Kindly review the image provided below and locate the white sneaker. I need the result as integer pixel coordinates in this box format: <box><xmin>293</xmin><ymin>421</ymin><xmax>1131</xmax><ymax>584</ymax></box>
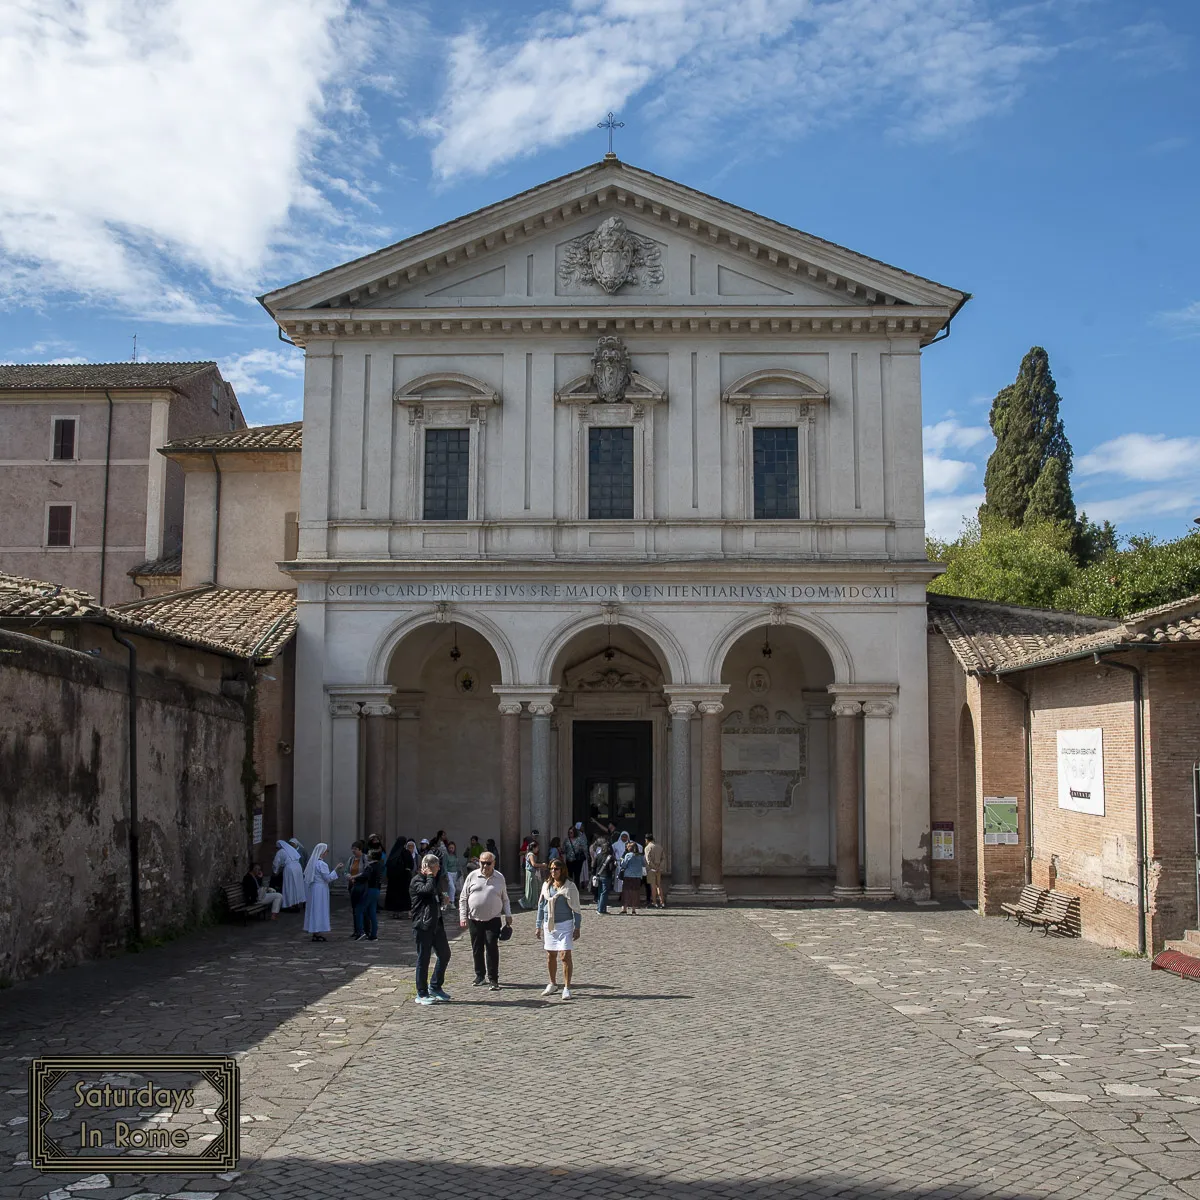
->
<box><xmin>561</xmin><ymin>986</ymin><xmax>572</xmax><ymax>1000</ymax></box>
<box><xmin>541</xmin><ymin>983</ymin><xmax>558</xmax><ymax>996</ymax></box>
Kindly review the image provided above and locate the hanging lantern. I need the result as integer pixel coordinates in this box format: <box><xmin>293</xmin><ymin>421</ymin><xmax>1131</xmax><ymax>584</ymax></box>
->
<box><xmin>761</xmin><ymin>628</ymin><xmax>773</xmax><ymax>659</ymax></box>
<box><xmin>450</xmin><ymin>624</ymin><xmax>462</xmax><ymax>663</ymax></box>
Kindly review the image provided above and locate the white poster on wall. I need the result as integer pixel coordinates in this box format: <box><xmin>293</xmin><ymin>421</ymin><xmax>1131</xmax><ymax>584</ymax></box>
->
<box><xmin>1057</xmin><ymin>728</ymin><xmax>1105</xmax><ymax>815</ymax></box>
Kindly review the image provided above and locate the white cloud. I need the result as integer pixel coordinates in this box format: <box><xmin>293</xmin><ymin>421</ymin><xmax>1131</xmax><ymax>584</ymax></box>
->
<box><xmin>1077</xmin><ymin>433</ymin><xmax>1200</xmax><ymax>482</ymax></box>
<box><xmin>924</xmin><ymin>454</ymin><xmax>976</xmax><ymax>495</ymax></box>
<box><xmin>925</xmin><ymin>493</ymin><xmax>984</xmax><ymax>542</ymax></box>
<box><xmin>923</xmin><ymin>418</ymin><xmax>990</xmax><ymax>455</ymax></box>
<box><xmin>425</xmin><ymin>0</ymin><xmax>1050</xmax><ymax>178</ymax></box>
<box><xmin>0</xmin><ymin>0</ymin><xmax>398</xmax><ymax>322</ymax></box>
<box><xmin>220</xmin><ymin>347</ymin><xmax>306</xmax><ymax>421</ymax></box>
<box><xmin>1159</xmin><ymin>300</ymin><xmax>1200</xmax><ymax>334</ymax></box>
<box><xmin>1078</xmin><ymin>487</ymin><xmax>1200</xmax><ymax>527</ymax></box>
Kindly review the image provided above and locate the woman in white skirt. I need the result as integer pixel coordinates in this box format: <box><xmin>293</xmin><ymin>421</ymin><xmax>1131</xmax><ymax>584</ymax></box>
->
<box><xmin>535</xmin><ymin>858</ymin><xmax>582</xmax><ymax>1000</ymax></box>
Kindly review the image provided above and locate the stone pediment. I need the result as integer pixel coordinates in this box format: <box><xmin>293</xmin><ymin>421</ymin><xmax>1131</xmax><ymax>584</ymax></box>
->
<box><xmin>260</xmin><ymin>159</ymin><xmax>967</xmax><ymax>346</ymax></box>
<box><xmin>562</xmin><ymin>648</ymin><xmax>664</xmax><ymax>692</ymax></box>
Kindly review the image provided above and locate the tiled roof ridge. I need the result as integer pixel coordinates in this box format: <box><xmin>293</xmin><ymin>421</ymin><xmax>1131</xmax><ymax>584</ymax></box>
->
<box><xmin>127</xmin><ymin>553</ymin><xmax>183</xmax><ymax>578</ymax></box>
<box><xmin>0</xmin><ymin>359</ymin><xmax>214</xmax><ymax>367</ymax></box>
<box><xmin>927</xmin><ymin>592</ymin><xmax>1116</xmax><ymax>629</ymax></box>
<box><xmin>163</xmin><ymin>421</ymin><xmax>302</xmax><ymax>452</ymax></box>
<box><xmin>1118</xmin><ymin>592</ymin><xmax>1200</xmax><ymax>628</ymax></box>
<box><xmin>0</xmin><ymin>361</ymin><xmax>219</xmax><ymax>390</ymax></box>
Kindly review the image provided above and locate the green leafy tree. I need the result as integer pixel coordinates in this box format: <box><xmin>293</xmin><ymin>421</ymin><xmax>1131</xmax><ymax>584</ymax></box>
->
<box><xmin>928</xmin><ymin>518</ymin><xmax>1079</xmax><ymax>609</ymax></box>
<box><xmin>1056</xmin><ymin>531</ymin><xmax>1200</xmax><ymax>618</ymax></box>
<box><xmin>980</xmin><ymin>347</ymin><xmax>1076</xmax><ymax>528</ymax></box>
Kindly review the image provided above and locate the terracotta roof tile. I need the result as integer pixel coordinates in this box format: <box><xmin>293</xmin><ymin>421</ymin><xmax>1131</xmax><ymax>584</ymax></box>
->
<box><xmin>0</xmin><ymin>574</ymin><xmax>103</xmax><ymax>619</ymax></box>
<box><xmin>163</xmin><ymin>421</ymin><xmax>302</xmax><ymax>452</ymax></box>
<box><xmin>128</xmin><ymin>554</ymin><xmax>183</xmax><ymax>578</ymax></box>
<box><xmin>0</xmin><ymin>362</ymin><xmax>215</xmax><ymax>390</ymax></box>
<box><xmin>0</xmin><ymin>572</ymin><xmax>294</xmax><ymax>661</ymax></box>
<box><xmin>114</xmin><ymin>588</ymin><xmax>296</xmax><ymax>659</ymax></box>
<box><xmin>927</xmin><ymin>594</ymin><xmax>1117</xmax><ymax>672</ymax></box>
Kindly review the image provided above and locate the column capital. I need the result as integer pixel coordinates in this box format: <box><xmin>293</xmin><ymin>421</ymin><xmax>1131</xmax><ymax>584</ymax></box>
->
<box><xmin>529</xmin><ymin>702</ymin><xmax>555</xmax><ymax>717</ymax></box>
<box><xmin>329</xmin><ymin>700</ymin><xmax>362</xmax><ymax>718</ymax></box>
<box><xmin>698</xmin><ymin>700</ymin><xmax>725</xmax><ymax>716</ymax></box>
<box><xmin>667</xmin><ymin>700</ymin><xmax>697</xmax><ymax>718</ymax></box>
<box><xmin>497</xmin><ymin>701</ymin><xmax>524</xmax><ymax>716</ymax></box>
<box><xmin>361</xmin><ymin>703</ymin><xmax>394</xmax><ymax>718</ymax></box>
<box><xmin>664</xmin><ymin>684</ymin><xmax>729</xmax><ymax>707</ymax></box>
<box><xmin>831</xmin><ymin>699</ymin><xmax>862</xmax><ymax>718</ymax></box>
<box><xmin>327</xmin><ymin>683</ymin><xmax>395</xmax><ymax>714</ymax></box>
<box><xmin>862</xmin><ymin>699</ymin><xmax>894</xmax><ymax>718</ymax></box>
<box><xmin>492</xmin><ymin>685</ymin><xmax>558</xmax><ymax>708</ymax></box>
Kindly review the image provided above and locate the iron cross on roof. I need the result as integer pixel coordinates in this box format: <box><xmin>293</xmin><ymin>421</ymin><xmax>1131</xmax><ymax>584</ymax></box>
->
<box><xmin>598</xmin><ymin>111</ymin><xmax>624</xmax><ymax>158</ymax></box>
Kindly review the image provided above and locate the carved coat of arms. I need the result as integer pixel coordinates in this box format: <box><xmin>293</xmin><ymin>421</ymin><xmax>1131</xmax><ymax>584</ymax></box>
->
<box><xmin>591</xmin><ymin>336</ymin><xmax>631</xmax><ymax>403</ymax></box>
<box><xmin>559</xmin><ymin>216</ymin><xmax>664</xmax><ymax>294</ymax></box>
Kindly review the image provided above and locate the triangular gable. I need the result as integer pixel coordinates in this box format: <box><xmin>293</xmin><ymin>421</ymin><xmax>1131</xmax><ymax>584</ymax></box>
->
<box><xmin>260</xmin><ymin>158</ymin><xmax>967</xmax><ymax>320</ymax></box>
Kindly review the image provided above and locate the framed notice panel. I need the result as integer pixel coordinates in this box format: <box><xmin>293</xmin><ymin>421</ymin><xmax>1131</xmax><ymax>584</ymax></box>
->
<box><xmin>1057</xmin><ymin>727</ymin><xmax>1105</xmax><ymax>815</ymax></box>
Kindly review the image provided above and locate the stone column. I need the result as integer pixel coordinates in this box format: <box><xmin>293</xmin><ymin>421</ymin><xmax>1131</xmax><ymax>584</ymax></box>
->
<box><xmin>805</xmin><ymin>703</ymin><xmax>832</xmax><ymax>868</ymax></box>
<box><xmin>530</xmin><ymin>701</ymin><xmax>554</xmax><ymax>845</ymax></box>
<box><xmin>668</xmin><ymin>700</ymin><xmax>696</xmax><ymax>895</ymax></box>
<box><xmin>697</xmin><ymin>700</ymin><xmax>726</xmax><ymax>901</ymax></box>
<box><xmin>862</xmin><ymin>699</ymin><xmax>894</xmax><ymax>899</ymax></box>
<box><xmin>832</xmin><ymin>699</ymin><xmax>863</xmax><ymax>897</ymax></box>
<box><xmin>499</xmin><ymin>702</ymin><xmax>523</xmax><ymax>878</ymax></box>
<box><xmin>328</xmin><ymin>700</ymin><xmax>362</xmax><ymax>858</ymax></box>
<box><xmin>362</xmin><ymin>703</ymin><xmax>393</xmax><ymax>841</ymax></box>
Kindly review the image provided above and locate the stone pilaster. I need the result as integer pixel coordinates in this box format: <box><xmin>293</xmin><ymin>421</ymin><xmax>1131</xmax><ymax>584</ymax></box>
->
<box><xmin>667</xmin><ymin>699</ymin><xmax>696</xmax><ymax>896</ymax></box>
<box><xmin>697</xmin><ymin>699</ymin><xmax>727</xmax><ymax>903</ymax></box>
<box><xmin>862</xmin><ymin>699</ymin><xmax>894</xmax><ymax>900</ymax></box>
<box><xmin>832</xmin><ymin>698</ymin><xmax>863</xmax><ymax>898</ymax></box>
<box><xmin>498</xmin><ymin>701</ymin><xmax>523</xmax><ymax>877</ymax></box>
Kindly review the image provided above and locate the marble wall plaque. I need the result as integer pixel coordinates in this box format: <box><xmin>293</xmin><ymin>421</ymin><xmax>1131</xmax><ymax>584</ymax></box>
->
<box><xmin>722</xmin><ymin>711</ymin><xmax>807</xmax><ymax>808</ymax></box>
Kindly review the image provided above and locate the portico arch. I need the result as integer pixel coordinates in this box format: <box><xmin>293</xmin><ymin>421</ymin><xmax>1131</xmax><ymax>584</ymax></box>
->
<box><xmin>705</xmin><ymin>609</ymin><xmax>853</xmax><ymax>685</ymax></box>
<box><xmin>367</xmin><ymin>608</ymin><xmax>517</xmax><ymax>687</ymax></box>
<box><xmin>534</xmin><ymin>609</ymin><xmax>686</xmax><ymax>685</ymax></box>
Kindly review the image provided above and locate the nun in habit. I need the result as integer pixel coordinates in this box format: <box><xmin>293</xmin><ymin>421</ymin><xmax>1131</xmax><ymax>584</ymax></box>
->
<box><xmin>273</xmin><ymin>840</ymin><xmax>306</xmax><ymax>909</ymax></box>
<box><xmin>303</xmin><ymin>843</ymin><xmax>342</xmax><ymax>941</ymax></box>
<box><xmin>384</xmin><ymin>837</ymin><xmax>415</xmax><ymax>918</ymax></box>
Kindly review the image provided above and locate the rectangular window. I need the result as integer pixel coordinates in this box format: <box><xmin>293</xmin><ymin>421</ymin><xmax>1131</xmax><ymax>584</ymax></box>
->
<box><xmin>588</xmin><ymin>426</ymin><xmax>635</xmax><ymax>519</ymax></box>
<box><xmin>46</xmin><ymin>504</ymin><xmax>73</xmax><ymax>547</ymax></box>
<box><xmin>423</xmin><ymin>428</ymin><xmax>470</xmax><ymax>520</ymax></box>
<box><xmin>753</xmin><ymin>426</ymin><xmax>800</xmax><ymax>519</ymax></box>
<box><xmin>211</xmin><ymin>380</ymin><xmax>220</xmax><ymax>412</ymax></box>
<box><xmin>52</xmin><ymin>417</ymin><xmax>76</xmax><ymax>460</ymax></box>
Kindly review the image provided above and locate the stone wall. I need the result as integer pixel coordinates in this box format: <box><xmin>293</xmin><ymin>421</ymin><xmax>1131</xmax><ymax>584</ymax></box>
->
<box><xmin>0</xmin><ymin>627</ymin><xmax>248</xmax><ymax>982</ymax></box>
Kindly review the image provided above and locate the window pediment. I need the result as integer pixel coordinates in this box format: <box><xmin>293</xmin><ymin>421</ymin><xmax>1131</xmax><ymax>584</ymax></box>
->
<box><xmin>555</xmin><ymin>372</ymin><xmax>666</xmax><ymax>406</ymax></box>
<box><xmin>721</xmin><ymin>368</ymin><xmax>828</xmax><ymax>406</ymax></box>
<box><xmin>393</xmin><ymin>372</ymin><xmax>500</xmax><ymax>407</ymax></box>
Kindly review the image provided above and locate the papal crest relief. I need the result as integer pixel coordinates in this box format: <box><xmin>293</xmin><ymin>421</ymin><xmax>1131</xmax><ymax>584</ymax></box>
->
<box><xmin>591</xmin><ymin>336</ymin><xmax>631</xmax><ymax>403</ymax></box>
<box><xmin>559</xmin><ymin>216</ymin><xmax>664</xmax><ymax>294</ymax></box>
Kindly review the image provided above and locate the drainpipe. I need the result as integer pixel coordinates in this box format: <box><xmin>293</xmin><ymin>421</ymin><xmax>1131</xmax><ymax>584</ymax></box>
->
<box><xmin>993</xmin><ymin>673</ymin><xmax>1034</xmax><ymax>885</ymax></box>
<box><xmin>208</xmin><ymin>450</ymin><xmax>222</xmax><ymax>586</ymax></box>
<box><xmin>1104</xmin><ymin>655</ymin><xmax>1147</xmax><ymax>956</ymax></box>
<box><xmin>110</xmin><ymin>626</ymin><xmax>141</xmax><ymax>944</ymax></box>
<box><xmin>99</xmin><ymin>391</ymin><xmax>114</xmax><ymax>604</ymax></box>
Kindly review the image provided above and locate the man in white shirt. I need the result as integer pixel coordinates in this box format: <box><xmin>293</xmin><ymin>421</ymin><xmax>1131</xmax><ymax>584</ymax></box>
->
<box><xmin>458</xmin><ymin>851</ymin><xmax>512</xmax><ymax>991</ymax></box>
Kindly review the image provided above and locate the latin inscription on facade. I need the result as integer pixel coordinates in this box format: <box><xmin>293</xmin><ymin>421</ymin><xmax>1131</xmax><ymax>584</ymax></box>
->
<box><xmin>324</xmin><ymin>581</ymin><xmax>898</xmax><ymax>602</ymax></box>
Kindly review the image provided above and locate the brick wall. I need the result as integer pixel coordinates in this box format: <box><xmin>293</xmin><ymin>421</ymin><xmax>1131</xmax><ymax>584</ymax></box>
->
<box><xmin>969</xmin><ymin>676</ymin><xmax>1029</xmax><ymax>915</ymax></box>
<box><xmin>1144</xmin><ymin>651</ymin><xmax>1200</xmax><ymax>948</ymax></box>
<box><xmin>1027</xmin><ymin>657</ymin><xmax>1142</xmax><ymax>950</ymax></box>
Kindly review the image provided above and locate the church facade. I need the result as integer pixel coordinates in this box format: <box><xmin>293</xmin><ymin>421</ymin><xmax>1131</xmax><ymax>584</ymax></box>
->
<box><xmin>261</xmin><ymin>158</ymin><xmax>967</xmax><ymax>901</ymax></box>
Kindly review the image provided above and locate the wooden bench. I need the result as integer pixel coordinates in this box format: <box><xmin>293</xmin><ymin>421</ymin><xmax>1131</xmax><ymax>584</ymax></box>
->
<box><xmin>1001</xmin><ymin>885</ymin><xmax>1048</xmax><ymax>923</ymax></box>
<box><xmin>1019</xmin><ymin>889</ymin><xmax>1080</xmax><ymax>937</ymax></box>
<box><xmin>222</xmin><ymin>882</ymin><xmax>270</xmax><ymax>924</ymax></box>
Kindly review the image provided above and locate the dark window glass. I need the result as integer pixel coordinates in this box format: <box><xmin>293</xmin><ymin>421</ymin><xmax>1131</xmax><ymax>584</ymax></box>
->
<box><xmin>52</xmin><ymin>418</ymin><xmax>76</xmax><ymax>460</ymax></box>
<box><xmin>588</xmin><ymin>426</ymin><xmax>634</xmax><ymax>519</ymax></box>
<box><xmin>423</xmin><ymin>428</ymin><xmax>470</xmax><ymax>520</ymax></box>
<box><xmin>47</xmin><ymin>505</ymin><xmax>73</xmax><ymax>547</ymax></box>
<box><xmin>753</xmin><ymin>426</ymin><xmax>800</xmax><ymax>519</ymax></box>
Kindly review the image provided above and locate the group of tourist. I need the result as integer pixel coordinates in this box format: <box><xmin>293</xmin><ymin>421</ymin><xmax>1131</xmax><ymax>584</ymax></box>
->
<box><xmin>242</xmin><ymin>821</ymin><xmax>668</xmax><ymax>1006</ymax></box>
<box><xmin>519</xmin><ymin>825</ymin><xmax>666</xmax><ymax>915</ymax></box>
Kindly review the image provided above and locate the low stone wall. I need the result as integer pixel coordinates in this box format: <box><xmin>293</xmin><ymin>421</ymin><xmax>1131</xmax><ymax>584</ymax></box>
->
<box><xmin>0</xmin><ymin>627</ymin><xmax>247</xmax><ymax>982</ymax></box>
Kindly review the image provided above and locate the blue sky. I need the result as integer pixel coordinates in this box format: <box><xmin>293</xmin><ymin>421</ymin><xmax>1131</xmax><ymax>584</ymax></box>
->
<box><xmin>2</xmin><ymin>0</ymin><xmax>1196</xmax><ymax>540</ymax></box>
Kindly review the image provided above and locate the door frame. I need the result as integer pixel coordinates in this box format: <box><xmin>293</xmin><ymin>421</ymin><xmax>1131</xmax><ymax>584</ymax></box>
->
<box><xmin>571</xmin><ymin>719</ymin><xmax>655</xmax><ymax>837</ymax></box>
<box><xmin>552</xmin><ymin>694</ymin><xmax>668</xmax><ymax>850</ymax></box>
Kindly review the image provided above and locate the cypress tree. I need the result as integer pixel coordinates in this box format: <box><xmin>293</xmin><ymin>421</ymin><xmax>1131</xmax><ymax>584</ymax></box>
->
<box><xmin>980</xmin><ymin>346</ymin><xmax>1075</xmax><ymax>528</ymax></box>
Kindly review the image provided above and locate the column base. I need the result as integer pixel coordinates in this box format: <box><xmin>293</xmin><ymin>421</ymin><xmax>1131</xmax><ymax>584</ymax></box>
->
<box><xmin>668</xmin><ymin>883</ymin><xmax>697</xmax><ymax>902</ymax></box>
<box><xmin>832</xmin><ymin>885</ymin><xmax>864</xmax><ymax>901</ymax></box>
<box><xmin>692</xmin><ymin>883</ymin><xmax>728</xmax><ymax>905</ymax></box>
<box><xmin>862</xmin><ymin>886</ymin><xmax>894</xmax><ymax>902</ymax></box>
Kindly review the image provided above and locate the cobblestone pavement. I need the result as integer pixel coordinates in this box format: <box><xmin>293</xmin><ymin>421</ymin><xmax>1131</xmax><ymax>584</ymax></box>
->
<box><xmin>3</xmin><ymin>900</ymin><xmax>1200</xmax><ymax>1199</ymax></box>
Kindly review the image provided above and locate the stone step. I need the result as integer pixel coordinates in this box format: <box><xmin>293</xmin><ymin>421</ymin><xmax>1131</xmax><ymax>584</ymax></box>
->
<box><xmin>1185</xmin><ymin>928</ymin><xmax>1200</xmax><ymax>945</ymax></box>
<box><xmin>1164</xmin><ymin>939</ymin><xmax>1200</xmax><ymax>959</ymax></box>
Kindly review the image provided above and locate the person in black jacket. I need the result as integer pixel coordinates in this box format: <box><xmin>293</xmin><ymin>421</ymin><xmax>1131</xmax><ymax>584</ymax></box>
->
<box><xmin>242</xmin><ymin>863</ymin><xmax>283</xmax><ymax>918</ymax></box>
<box><xmin>410</xmin><ymin>853</ymin><xmax>452</xmax><ymax>1005</ymax></box>
<box><xmin>355</xmin><ymin>849</ymin><xmax>385</xmax><ymax>941</ymax></box>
